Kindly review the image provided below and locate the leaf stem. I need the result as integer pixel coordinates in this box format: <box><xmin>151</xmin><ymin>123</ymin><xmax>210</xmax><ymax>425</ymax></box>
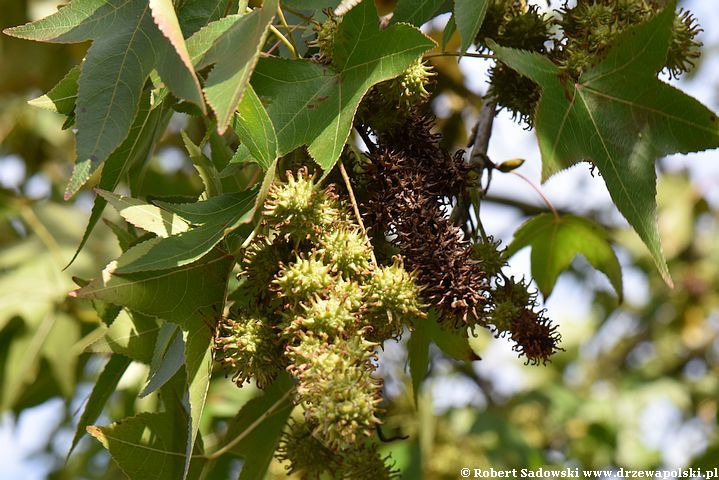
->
<box><xmin>205</xmin><ymin>388</ymin><xmax>293</xmax><ymax>461</ymax></box>
<box><xmin>276</xmin><ymin>6</ymin><xmax>300</xmax><ymax>58</ymax></box>
<box><xmin>339</xmin><ymin>161</ymin><xmax>377</xmax><ymax>266</ymax></box>
<box><xmin>424</xmin><ymin>52</ymin><xmax>496</xmax><ymax>60</ymax></box>
<box><xmin>510</xmin><ymin>171</ymin><xmax>560</xmax><ymax>220</ymax></box>
<box><xmin>269</xmin><ymin>25</ymin><xmax>298</xmax><ymax>58</ymax></box>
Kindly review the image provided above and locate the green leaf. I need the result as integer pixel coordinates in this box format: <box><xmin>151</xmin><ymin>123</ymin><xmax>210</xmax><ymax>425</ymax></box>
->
<box><xmin>231</xmin><ymin>84</ymin><xmax>278</xmax><ymax>170</ymax></box>
<box><xmin>69</xmin><ymin>354</ymin><xmax>131</xmax><ymax>457</ymax></box>
<box><xmin>253</xmin><ymin>0</ymin><xmax>435</xmax><ymax>172</ymax></box>
<box><xmin>506</xmin><ymin>213</ymin><xmax>623</xmax><ymax>300</ymax></box>
<box><xmin>177</xmin><ymin>0</ymin><xmax>232</xmax><ymax>37</ymax></box>
<box><xmin>392</xmin><ymin>0</ymin><xmax>446</xmax><ymax>26</ymax></box>
<box><xmin>88</xmin><ymin>411</ymin><xmax>203</xmax><ymax>480</ymax></box>
<box><xmin>182</xmin><ymin>314</ymin><xmax>215</xmax><ymax>478</ymax></box>
<box><xmin>407</xmin><ymin>322</ymin><xmax>430</xmax><ymax>406</ymax></box>
<box><xmin>426</xmin><ymin>312</ymin><xmax>478</xmax><ymax>362</ymax></box>
<box><xmin>88</xmin><ymin>311</ymin><xmax>161</xmax><ymax>364</ymax></box>
<box><xmin>4</xmin><ymin>0</ymin><xmax>205</xmax><ymax>198</ymax></box>
<box><xmin>28</xmin><ymin>65</ymin><xmax>80</xmax><ymax>114</ymax></box>
<box><xmin>96</xmin><ymin>190</ymin><xmax>192</xmax><ymax>238</ymax></box>
<box><xmin>140</xmin><ymin>323</ymin><xmax>184</xmax><ymax>398</ymax></box>
<box><xmin>489</xmin><ymin>4</ymin><xmax>719</xmax><ymax>286</ymax></box>
<box><xmin>73</xmin><ymin>246</ymin><xmax>232</xmax><ymax>329</ymax></box>
<box><xmin>441</xmin><ymin>15</ymin><xmax>457</xmax><ymax>52</ymax></box>
<box><xmin>149</xmin><ymin>0</ymin><xmax>205</xmax><ymax>112</ymax></box>
<box><xmin>67</xmin><ymin>95</ymin><xmax>172</xmax><ymax>268</ymax></box>
<box><xmin>222</xmin><ymin>373</ymin><xmax>294</xmax><ymax>479</ymax></box>
<box><xmin>113</xmin><ymin>191</ymin><xmax>257</xmax><ymax>273</ymax></box>
<box><xmin>454</xmin><ymin>0</ymin><xmax>487</xmax><ymax>53</ymax></box>
<box><xmin>202</xmin><ymin>0</ymin><xmax>278</xmax><ymax>133</ymax></box>
<box><xmin>181</xmin><ymin>131</ymin><xmax>222</xmax><ymax>198</ymax></box>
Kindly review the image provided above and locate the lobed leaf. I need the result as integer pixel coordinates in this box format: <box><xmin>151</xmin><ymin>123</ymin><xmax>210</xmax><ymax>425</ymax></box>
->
<box><xmin>252</xmin><ymin>0</ymin><xmax>435</xmax><ymax>172</ymax></box>
<box><xmin>507</xmin><ymin>213</ymin><xmax>623</xmax><ymax>300</ymax></box>
<box><xmin>490</xmin><ymin>3</ymin><xmax>719</xmax><ymax>285</ymax></box>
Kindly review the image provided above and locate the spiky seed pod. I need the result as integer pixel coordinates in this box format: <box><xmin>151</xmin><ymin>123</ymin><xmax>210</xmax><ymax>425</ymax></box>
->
<box><xmin>342</xmin><ymin>443</ymin><xmax>401</xmax><ymax>480</ymax></box>
<box><xmin>487</xmin><ymin>64</ymin><xmax>542</xmax><ymax>124</ymax></box>
<box><xmin>288</xmin><ymin>332</ymin><xmax>382</xmax><ymax>450</ymax></box>
<box><xmin>237</xmin><ymin>236</ymin><xmax>292</xmax><ymax>307</ymax></box>
<box><xmin>359</xmin><ymin>135</ymin><xmax>488</xmax><ymax>326</ymax></box>
<box><xmin>357</xmin><ymin>58</ymin><xmax>435</xmax><ymax>133</ymax></box>
<box><xmin>263</xmin><ymin>168</ymin><xmax>341</xmax><ymax>240</ymax></box>
<box><xmin>364</xmin><ymin>257</ymin><xmax>425</xmax><ymax>339</ymax></box>
<box><xmin>381</xmin><ymin>58</ymin><xmax>435</xmax><ymax>111</ymax></box>
<box><xmin>290</xmin><ymin>294</ymin><xmax>359</xmax><ymax>338</ymax></box>
<box><xmin>509</xmin><ymin>307</ymin><xmax>562</xmax><ymax>365</ymax></box>
<box><xmin>276</xmin><ymin>419</ymin><xmax>342</xmax><ymax>479</ymax></box>
<box><xmin>273</xmin><ymin>255</ymin><xmax>334</xmax><ymax>303</ymax></box>
<box><xmin>666</xmin><ymin>9</ymin><xmax>702</xmax><ymax>79</ymax></box>
<box><xmin>312</xmin><ymin>13</ymin><xmax>342</xmax><ymax>65</ymax></box>
<box><xmin>489</xmin><ymin>276</ymin><xmax>562</xmax><ymax>365</ymax></box>
<box><xmin>317</xmin><ymin>227</ymin><xmax>372</xmax><ymax>276</ymax></box>
<box><xmin>215</xmin><ymin>314</ymin><xmax>284</xmax><ymax>389</ymax></box>
<box><xmin>478</xmin><ymin>2</ymin><xmax>550</xmax><ymax>124</ymax></box>
<box><xmin>470</xmin><ymin>237</ymin><xmax>506</xmax><ymax>279</ymax></box>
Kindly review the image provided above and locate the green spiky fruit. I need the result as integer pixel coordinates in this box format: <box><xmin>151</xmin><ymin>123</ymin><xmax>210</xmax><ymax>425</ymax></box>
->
<box><xmin>666</xmin><ymin>9</ymin><xmax>702</xmax><ymax>78</ymax></box>
<box><xmin>288</xmin><ymin>294</ymin><xmax>359</xmax><ymax>338</ymax></box>
<box><xmin>276</xmin><ymin>419</ymin><xmax>341</xmax><ymax>478</ymax></box>
<box><xmin>364</xmin><ymin>258</ymin><xmax>425</xmax><ymax>339</ymax></box>
<box><xmin>317</xmin><ymin>227</ymin><xmax>372</xmax><ymax>276</ymax></box>
<box><xmin>215</xmin><ymin>313</ymin><xmax>283</xmax><ymax>389</ymax></box>
<box><xmin>263</xmin><ymin>168</ymin><xmax>341</xmax><ymax>239</ymax></box>
<box><xmin>273</xmin><ymin>255</ymin><xmax>334</xmax><ymax>302</ymax></box>
<box><xmin>313</xmin><ymin>14</ymin><xmax>342</xmax><ymax>65</ymax></box>
<box><xmin>288</xmin><ymin>332</ymin><xmax>382</xmax><ymax>450</ymax></box>
<box><xmin>471</xmin><ymin>237</ymin><xmax>506</xmax><ymax>279</ymax></box>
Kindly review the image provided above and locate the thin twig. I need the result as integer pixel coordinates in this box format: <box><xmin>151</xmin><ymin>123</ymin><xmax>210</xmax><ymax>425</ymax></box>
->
<box><xmin>205</xmin><ymin>389</ymin><xmax>293</xmax><ymax>460</ymax></box>
<box><xmin>510</xmin><ymin>171</ymin><xmax>560</xmax><ymax>220</ymax></box>
<box><xmin>339</xmin><ymin>161</ymin><xmax>377</xmax><ymax>266</ymax></box>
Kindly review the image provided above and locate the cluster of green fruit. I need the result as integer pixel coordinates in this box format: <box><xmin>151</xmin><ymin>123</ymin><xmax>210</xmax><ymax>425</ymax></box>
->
<box><xmin>215</xmin><ymin>169</ymin><xmax>424</xmax><ymax>477</ymax></box>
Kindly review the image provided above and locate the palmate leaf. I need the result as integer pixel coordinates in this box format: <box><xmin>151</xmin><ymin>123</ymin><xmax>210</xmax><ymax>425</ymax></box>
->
<box><xmin>506</xmin><ymin>213</ymin><xmax>623</xmax><ymax>300</ymax></box>
<box><xmin>490</xmin><ymin>3</ymin><xmax>719</xmax><ymax>286</ymax></box>
<box><xmin>251</xmin><ymin>0</ymin><xmax>435</xmax><ymax>172</ymax></box>
<box><xmin>4</xmin><ymin>0</ymin><xmax>204</xmax><ymax>199</ymax></box>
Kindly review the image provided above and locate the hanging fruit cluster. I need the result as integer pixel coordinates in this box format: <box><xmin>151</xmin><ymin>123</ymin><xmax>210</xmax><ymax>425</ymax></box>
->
<box><xmin>216</xmin><ymin>168</ymin><xmax>424</xmax><ymax>477</ymax></box>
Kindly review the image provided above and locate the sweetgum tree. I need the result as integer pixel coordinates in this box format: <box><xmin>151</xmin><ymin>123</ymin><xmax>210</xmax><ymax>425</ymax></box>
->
<box><xmin>1</xmin><ymin>0</ymin><xmax>718</xmax><ymax>477</ymax></box>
